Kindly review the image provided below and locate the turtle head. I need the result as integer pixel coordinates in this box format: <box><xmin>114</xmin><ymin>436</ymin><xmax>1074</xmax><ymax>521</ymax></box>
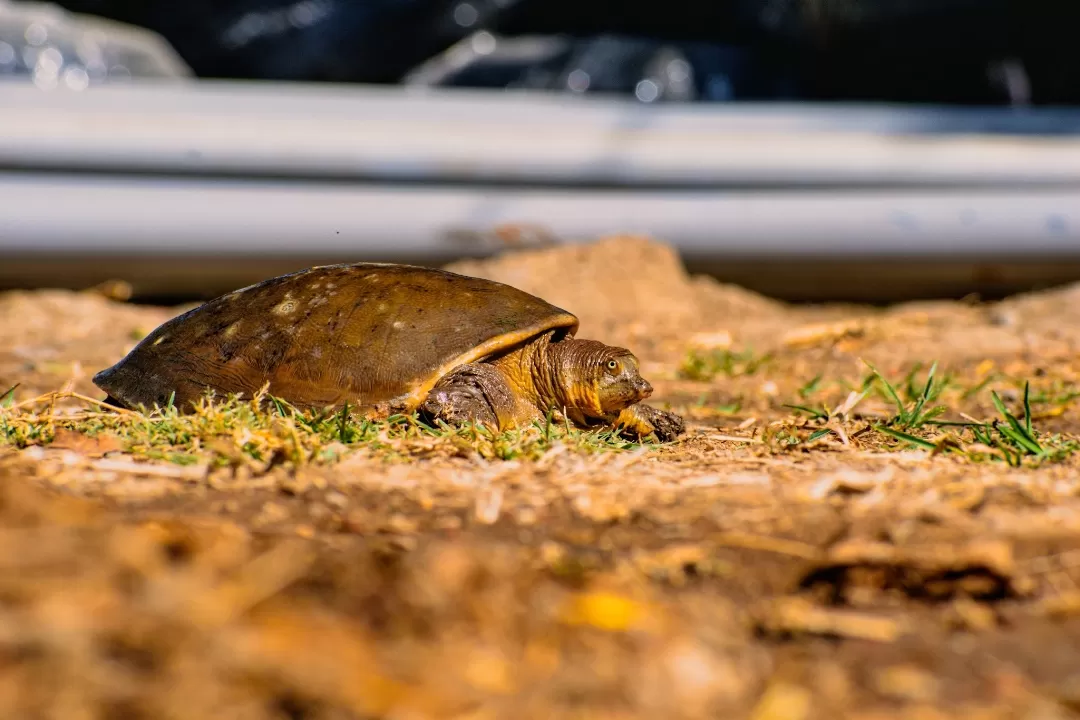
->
<box><xmin>546</xmin><ymin>339</ymin><xmax>653</xmax><ymax>418</ymax></box>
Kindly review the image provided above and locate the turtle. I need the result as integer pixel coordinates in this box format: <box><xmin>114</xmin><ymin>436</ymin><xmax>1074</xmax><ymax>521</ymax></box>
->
<box><xmin>93</xmin><ymin>263</ymin><xmax>685</xmax><ymax>441</ymax></box>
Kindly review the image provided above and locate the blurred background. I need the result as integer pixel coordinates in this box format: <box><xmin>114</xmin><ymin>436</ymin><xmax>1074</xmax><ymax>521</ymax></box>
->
<box><xmin>3</xmin><ymin>0</ymin><xmax>1080</xmax><ymax>303</ymax></box>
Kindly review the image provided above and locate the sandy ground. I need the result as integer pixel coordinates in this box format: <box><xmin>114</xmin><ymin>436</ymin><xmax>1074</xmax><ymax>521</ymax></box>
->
<box><xmin>5</xmin><ymin>236</ymin><xmax>1080</xmax><ymax>719</ymax></box>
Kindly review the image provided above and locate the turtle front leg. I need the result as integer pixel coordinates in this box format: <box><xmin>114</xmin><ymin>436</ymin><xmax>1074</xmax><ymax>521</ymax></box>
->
<box><xmin>613</xmin><ymin>403</ymin><xmax>685</xmax><ymax>442</ymax></box>
<box><xmin>419</xmin><ymin>363</ymin><xmax>520</xmax><ymax>431</ymax></box>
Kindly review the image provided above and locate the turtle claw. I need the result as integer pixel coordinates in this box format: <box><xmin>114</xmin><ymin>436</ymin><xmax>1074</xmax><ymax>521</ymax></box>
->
<box><xmin>420</xmin><ymin>387</ymin><xmax>498</xmax><ymax>429</ymax></box>
<box><xmin>615</xmin><ymin>403</ymin><xmax>685</xmax><ymax>442</ymax></box>
<box><xmin>644</xmin><ymin>407</ymin><xmax>686</xmax><ymax>442</ymax></box>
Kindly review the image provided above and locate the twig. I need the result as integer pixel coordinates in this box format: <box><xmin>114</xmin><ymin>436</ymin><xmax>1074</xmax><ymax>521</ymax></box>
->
<box><xmin>712</xmin><ymin>531</ymin><xmax>822</xmax><ymax>560</ymax></box>
<box><xmin>758</xmin><ymin>597</ymin><xmax>904</xmax><ymax>642</ymax></box>
<box><xmin>709</xmin><ymin>433</ymin><xmax>764</xmax><ymax>444</ymax></box>
<box><xmin>3</xmin><ymin>391</ymin><xmax>141</xmax><ymax>415</ymax></box>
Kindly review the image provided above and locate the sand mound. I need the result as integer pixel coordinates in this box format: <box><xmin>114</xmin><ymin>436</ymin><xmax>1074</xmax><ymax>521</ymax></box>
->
<box><xmin>446</xmin><ymin>235</ymin><xmax>786</xmax><ymax>354</ymax></box>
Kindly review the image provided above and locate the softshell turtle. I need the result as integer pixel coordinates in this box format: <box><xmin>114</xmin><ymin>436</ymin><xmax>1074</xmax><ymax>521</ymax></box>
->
<box><xmin>93</xmin><ymin>263</ymin><xmax>685</xmax><ymax>441</ymax></box>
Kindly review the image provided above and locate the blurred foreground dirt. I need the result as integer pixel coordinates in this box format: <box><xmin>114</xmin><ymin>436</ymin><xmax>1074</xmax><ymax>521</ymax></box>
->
<box><xmin>6</xmin><ymin>236</ymin><xmax>1080</xmax><ymax>719</ymax></box>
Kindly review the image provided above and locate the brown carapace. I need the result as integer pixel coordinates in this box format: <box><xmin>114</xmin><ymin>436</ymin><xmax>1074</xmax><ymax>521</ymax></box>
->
<box><xmin>94</xmin><ymin>263</ymin><xmax>685</xmax><ymax>441</ymax></box>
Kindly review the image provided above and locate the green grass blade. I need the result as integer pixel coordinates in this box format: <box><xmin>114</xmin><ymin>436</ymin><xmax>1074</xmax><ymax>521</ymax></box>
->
<box><xmin>991</xmin><ymin>391</ymin><xmax>1042</xmax><ymax>453</ymax></box>
<box><xmin>865</xmin><ymin>361</ymin><xmax>907</xmax><ymax>422</ymax></box>
<box><xmin>0</xmin><ymin>383</ymin><xmax>18</xmax><ymax>408</ymax></box>
<box><xmin>783</xmin><ymin>404</ymin><xmax>829</xmax><ymax>420</ymax></box>
<box><xmin>907</xmin><ymin>361</ymin><xmax>936</xmax><ymax>418</ymax></box>
<box><xmin>962</xmin><ymin>374</ymin><xmax>997</xmax><ymax>399</ymax></box>
<box><xmin>970</xmin><ymin>424</ymin><xmax>992</xmax><ymax>445</ymax></box>
<box><xmin>924</xmin><ymin>419</ymin><xmax>981</xmax><ymax>428</ymax></box>
<box><xmin>875</xmin><ymin>425</ymin><xmax>937</xmax><ymax>450</ymax></box>
<box><xmin>991</xmin><ymin>435</ymin><xmax>1022</xmax><ymax>467</ymax></box>
<box><xmin>917</xmin><ymin>405</ymin><xmax>949</xmax><ymax>425</ymax></box>
<box><xmin>337</xmin><ymin>402</ymin><xmax>350</xmax><ymax>443</ymax></box>
<box><xmin>798</xmin><ymin>374</ymin><xmax>823</xmax><ymax>399</ymax></box>
<box><xmin>996</xmin><ymin>422</ymin><xmax>1043</xmax><ymax>455</ymax></box>
<box><xmin>1023</xmin><ymin>381</ymin><xmax>1033</xmax><ymax>437</ymax></box>
<box><xmin>989</xmin><ymin>390</ymin><xmax>1010</xmax><ymax>422</ymax></box>
<box><xmin>922</xmin><ymin>362</ymin><xmax>939</xmax><ymax>400</ymax></box>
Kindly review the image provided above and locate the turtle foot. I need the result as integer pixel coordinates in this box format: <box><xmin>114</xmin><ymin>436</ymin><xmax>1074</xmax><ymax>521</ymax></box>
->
<box><xmin>419</xmin><ymin>363</ymin><xmax>509</xmax><ymax>431</ymax></box>
<box><xmin>615</xmin><ymin>403</ymin><xmax>686</xmax><ymax>442</ymax></box>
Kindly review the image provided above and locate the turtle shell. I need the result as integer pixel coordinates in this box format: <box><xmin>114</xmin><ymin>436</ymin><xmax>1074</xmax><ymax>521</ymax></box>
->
<box><xmin>93</xmin><ymin>263</ymin><xmax>579</xmax><ymax>412</ymax></box>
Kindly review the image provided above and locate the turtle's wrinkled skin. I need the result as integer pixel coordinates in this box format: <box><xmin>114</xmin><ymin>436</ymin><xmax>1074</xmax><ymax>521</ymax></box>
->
<box><xmin>93</xmin><ymin>263</ymin><xmax>685</xmax><ymax>441</ymax></box>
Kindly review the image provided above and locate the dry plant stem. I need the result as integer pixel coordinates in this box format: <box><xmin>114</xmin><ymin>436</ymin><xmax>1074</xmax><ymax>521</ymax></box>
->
<box><xmin>713</xmin><ymin>532</ymin><xmax>822</xmax><ymax>561</ymax></box>
<box><xmin>2</xmin><ymin>390</ymin><xmax>141</xmax><ymax>415</ymax></box>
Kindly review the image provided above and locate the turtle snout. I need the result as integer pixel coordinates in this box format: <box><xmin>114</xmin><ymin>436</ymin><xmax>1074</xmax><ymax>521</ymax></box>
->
<box><xmin>633</xmin><ymin>377</ymin><xmax>653</xmax><ymax>399</ymax></box>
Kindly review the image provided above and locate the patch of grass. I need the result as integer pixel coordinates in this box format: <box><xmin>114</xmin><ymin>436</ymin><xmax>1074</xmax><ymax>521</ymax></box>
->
<box><xmin>0</xmin><ymin>389</ymin><xmax>657</xmax><ymax>468</ymax></box>
<box><xmin>779</xmin><ymin>361</ymin><xmax>1080</xmax><ymax>466</ymax></box>
<box><xmin>760</xmin><ymin>424</ymin><xmax>804</xmax><ymax>449</ymax></box>
<box><xmin>867</xmin><ymin>360</ymin><xmax>951</xmax><ymax>431</ymax></box>
<box><xmin>677</xmin><ymin>347</ymin><xmax>772</xmax><ymax>381</ymax></box>
<box><xmin>969</xmin><ymin>384</ymin><xmax>1079</xmax><ymax>466</ymax></box>
<box><xmin>869</xmin><ymin>375</ymin><xmax>1080</xmax><ymax>467</ymax></box>
<box><xmin>1023</xmin><ymin>379</ymin><xmax>1080</xmax><ymax>411</ymax></box>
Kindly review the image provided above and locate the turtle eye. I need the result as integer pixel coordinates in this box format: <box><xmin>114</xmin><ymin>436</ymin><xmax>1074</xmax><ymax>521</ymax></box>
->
<box><xmin>605</xmin><ymin>359</ymin><xmax>619</xmax><ymax>372</ymax></box>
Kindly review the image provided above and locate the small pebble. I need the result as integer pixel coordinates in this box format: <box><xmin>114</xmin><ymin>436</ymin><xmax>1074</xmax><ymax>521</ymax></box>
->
<box><xmin>324</xmin><ymin>491</ymin><xmax>349</xmax><ymax>509</ymax></box>
<box><xmin>874</xmin><ymin>664</ymin><xmax>940</xmax><ymax>703</ymax></box>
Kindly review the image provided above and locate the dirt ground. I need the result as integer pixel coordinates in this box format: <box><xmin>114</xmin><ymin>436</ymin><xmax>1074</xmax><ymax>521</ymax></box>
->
<box><xmin>5</xmin><ymin>236</ymin><xmax>1080</xmax><ymax>719</ymax></box>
